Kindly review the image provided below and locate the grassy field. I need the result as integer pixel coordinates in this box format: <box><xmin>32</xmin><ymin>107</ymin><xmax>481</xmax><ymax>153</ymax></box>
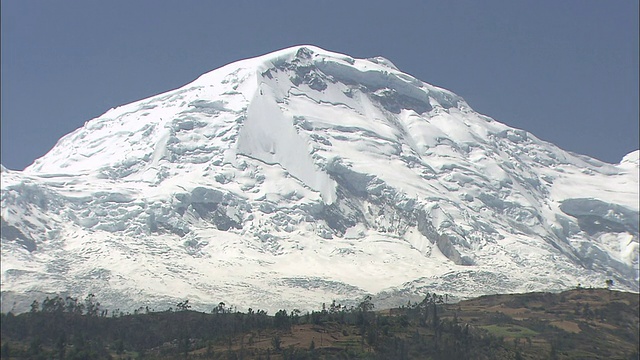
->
<box><xmin>184</xmin><ymin>288</ymin><xmax>639</xmax><ymax>359</ymax></box>
<box><xmin>439</xmin><ymin>288</ymin><xmax>639</xmax><ymax>359</ymax></box>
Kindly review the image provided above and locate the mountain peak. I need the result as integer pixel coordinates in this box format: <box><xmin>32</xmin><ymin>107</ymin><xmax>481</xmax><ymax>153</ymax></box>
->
<box><xmin>2</xmin><ymin>47</ymin><xmax>638</xmax><ymax>314</ymax></box>
<box><xmin>24</xmin><ymin>45</ymin><xmax>466</xmax><ymax>177</ymax></box>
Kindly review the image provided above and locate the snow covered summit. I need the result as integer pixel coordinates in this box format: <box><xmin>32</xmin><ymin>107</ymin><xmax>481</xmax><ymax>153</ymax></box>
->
<box><xmin>2</xmin><ymin>46</ymin><xmax>638</xmax><ymax>313</ymax></box>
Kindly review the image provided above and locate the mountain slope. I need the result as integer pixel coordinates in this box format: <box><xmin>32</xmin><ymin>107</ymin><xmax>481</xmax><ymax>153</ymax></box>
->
<box><xmin>1</xmin><ymin>46</ymin><xmax>638</xmax><ymax>313</ymax></box>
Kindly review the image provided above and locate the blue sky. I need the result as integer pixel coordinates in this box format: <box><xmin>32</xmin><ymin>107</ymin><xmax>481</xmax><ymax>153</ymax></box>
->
<box><xmin>1</xmin><ymin>0</ymin><xmax>638</xmax><ymax>170</ymax></box>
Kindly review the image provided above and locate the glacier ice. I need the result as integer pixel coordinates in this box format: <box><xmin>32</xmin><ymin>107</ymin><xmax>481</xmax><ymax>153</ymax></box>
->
<box><xmin>1</xmin><ymin>45</ymin><xmax>638</xmax><ymax>313</ymax></box>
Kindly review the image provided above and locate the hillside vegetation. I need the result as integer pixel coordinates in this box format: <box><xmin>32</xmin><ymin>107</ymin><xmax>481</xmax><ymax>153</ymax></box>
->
<box><xmin>1</xmin><ymin>288</ymin><xmax>638</xmax><ymax>359</ymax></box>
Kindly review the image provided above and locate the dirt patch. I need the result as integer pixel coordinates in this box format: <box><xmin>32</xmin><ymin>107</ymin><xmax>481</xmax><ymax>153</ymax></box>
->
<box><xmin>550</xmin><ymin>320</ymin><xmax>581</xmax><ymax>333</ymax></box>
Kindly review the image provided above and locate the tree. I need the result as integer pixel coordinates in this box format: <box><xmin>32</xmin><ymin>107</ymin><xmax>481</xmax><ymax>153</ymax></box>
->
<box><xmin>1</xmin><ymin>342</ymin><xmax>10</xmax><ymax>358</ymax></box>
<box><xmin>431</xmin><ymin>300</ymin><xmax>439</xmax><ymax>330</ymax></box>
<box><xmin>65</xmin><ymin>296</ymin><xmax>84</xmax><ymax>314</ymax></box>
<box><xmin>358</xmin><ymin>295</ymin><xmax>375</xmax><ymax>312</ymax></box>
<box><xmin>605</xmin><ymin>279</ymin><xmax>614</xmax><ymax>290</ymax></box>
<box><xmin>214</xmin><ymin>302</ymin><xmax>226</xmax><ymax>314</ymax></box>
<box><xmin>85</xmin><ymin>294</ymin><xmax>100</xmax><ymax>316</ymax></box>
<box><xmin>41</xmin><ymin>296</ymin><xmax>64</xmax><ymax>313</ymax></box>
<box><xmin>30</xmin><ymin>300</ymin><xmax>40</xmax><ymax>313</ymax></box>
<box><xmin>56</xmin><ymin>333</ymin><xmax>67</xmax><ymax>359</ymax></box>
<box><xmin>357</xmin><ymin>295</ymin><xmax>375</xmax><ymax>326</ymax></box>
<box><xmin>291</xmin><ymin>309</ymin><xmax>301</xmax><ymax>324</ymax></box>
<box><xmin>29</xmin><ymin>336</ymin><xmax>43</xmax><ymax>357</ymax></box>
<box><xmin>271</xmin><ymin>335</ymin><xmax>282</xmax><ymax>351</ymax></box>
<box><xmin>178</xmin><ymin>331</ymin><xmax>190</xmax><ymax>357</ymax></box>
<box><xmin>114</xmin><ymin>338</ymin><xmax>125</xmax><ymax>355</ymax></box>
<box><xmin>515</xmin><ymin>350</ymin><xmax>524</xmax><ymax>360</ymax></box>
<box><xmin>176</xmin><ymin>299</ymin><xmax>191</xmax><ymax>311</ymax></box>
<box><xmin>274</xmin><ymin>309</ymin><xmax>291</xmax><ymax>330</ymax></box>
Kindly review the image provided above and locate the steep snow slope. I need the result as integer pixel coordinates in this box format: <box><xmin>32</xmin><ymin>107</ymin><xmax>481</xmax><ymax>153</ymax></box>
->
<box><xmin>2</xmin><ymin>46</ymin><xmax>638</xmax><ymax>313</ymax></box>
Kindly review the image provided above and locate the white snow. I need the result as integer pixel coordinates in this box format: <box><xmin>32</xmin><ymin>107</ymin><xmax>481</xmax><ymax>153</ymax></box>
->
<box><xmin>2</xmin><ymin>45</ymin><xmax>638</xmax><ymax>313</ymax></box>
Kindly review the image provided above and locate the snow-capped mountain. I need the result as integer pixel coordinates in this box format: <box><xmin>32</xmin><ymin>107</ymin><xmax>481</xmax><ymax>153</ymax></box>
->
<box><xmin>1</xmin><ymin>46</ymin><xmax>638</xmax><ymax>313</ymax></box>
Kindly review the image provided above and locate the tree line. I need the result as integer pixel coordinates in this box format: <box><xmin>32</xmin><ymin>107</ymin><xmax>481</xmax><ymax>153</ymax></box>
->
<box><xmin>1</xmin><ymin>292</ymin><xmax>554</xmax><ymax>359</ymax></box>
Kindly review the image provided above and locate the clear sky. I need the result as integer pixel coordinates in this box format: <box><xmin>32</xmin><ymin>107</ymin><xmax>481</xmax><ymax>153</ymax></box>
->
<box><xmin>1</xmin><ymin>0</ymin><xmax>638</xmax><ymax>170</ymax></box>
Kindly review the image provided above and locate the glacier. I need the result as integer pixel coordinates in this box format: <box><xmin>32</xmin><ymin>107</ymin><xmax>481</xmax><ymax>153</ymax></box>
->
<box><xmin>1</xmin><ymin>45</ymin><xmax>638</xmax><ymax>313</ymax></box>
